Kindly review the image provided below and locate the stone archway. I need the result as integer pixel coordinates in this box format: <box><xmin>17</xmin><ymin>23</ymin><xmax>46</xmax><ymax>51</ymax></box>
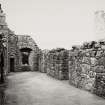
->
<box><xmin>20</xmin><ymin>48</ymin><xmax>32</xmax><ymax>65</ymax></box>
<box><xmin>20</xmin><ymin>48</ymin><xmax>32</xmax><ymax>71</ymax></box>
<box><xmin>17</xmin><ymin>35</ymin><xmax>39</xmax><ymax>71</ymax></box>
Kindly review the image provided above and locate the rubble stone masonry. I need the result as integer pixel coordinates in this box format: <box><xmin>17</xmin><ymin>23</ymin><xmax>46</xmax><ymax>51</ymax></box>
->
<box><xmin>39</xmin><ymin>41</ymin><xmax>105</xmax><ymax>98</ymax></box>
<box><xmin>68</xmin><ymin>41</ymin><xmax>105</xmax><ymax>98</ymax></box>
<box><xmin>39</xmin><ymin>48</ymin><xmax>69</xmax><ymax>80</ymax></box>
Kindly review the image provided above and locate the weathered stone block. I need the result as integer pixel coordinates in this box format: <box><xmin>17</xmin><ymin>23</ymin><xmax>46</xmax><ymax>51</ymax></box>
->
<box><xmin>90</xmin><ymin>57</ymin><xmax>97</xmax><ymax>66</ymax></box>
<box><xmin>95</xmin><ymin>65</ymin><xmax>105</xmax><ymax>73</ymax></box>
<box><xmin>81</xmin><ymin>64</ymin><xmax>90</xmax><ymax>74</ymax></box>
<box><xmin>82</xmin><ymin>57</ymin><xmax>91</xmax><ymax>64</ymax></box>
<box><xmin>98</xmin><ymin>57</ymin><xmax>105</xmax><ymax>67</ymax></box>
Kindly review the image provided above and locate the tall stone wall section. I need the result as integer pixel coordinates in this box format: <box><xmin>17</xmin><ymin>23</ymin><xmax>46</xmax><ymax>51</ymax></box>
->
<box><xmin>68</xmin><ymin>49</ymin><xmax>96</xmax><ymax>91</ymax></box>
<box><xmin>68</xmin><ymin>41</ymin><xmax>105</xmax><ymax>97</ymax></box>
<box><xmin>39</xmin><ymin>48</ymin><xmax>69</xmax><ymax>80</ymax></box>
<box><xmin>38</xmin><ymin>50</ymin><xmax>49</xmax><ymax>73</ymax></box>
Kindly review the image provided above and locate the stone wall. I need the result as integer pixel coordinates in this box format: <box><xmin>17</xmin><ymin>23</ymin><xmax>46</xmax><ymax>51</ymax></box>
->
<box><xmin>68</xmin><ymin>40</ymin><xmax>105</xmax><ymax>97</ymax></box>
<box><xmin>38</xmin><ymin>50</ymin><xmax>49</xmax><ymax>73</ymax></box>
<box><xmin>17</xmin><ymin>35</ymin><xmax>39</xmax><ymax>71</ymax></box>
<box><xmin>68</xmin><ymin>49</ymin><xmax>96</xmax><ymax>91</ymax></box>
<box><xmin>38</xmin><ymin>40</ymin><xmax>105</xmax><ymax>98</ymax></box>
<box><xmin>41</xmin><ymin>48</ymin><xmax>69</xmax><ymax>80</ymax></box>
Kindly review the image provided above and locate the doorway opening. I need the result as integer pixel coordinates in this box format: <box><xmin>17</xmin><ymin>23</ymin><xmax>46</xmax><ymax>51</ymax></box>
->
<box><xmin>20</xmin><ymin>48</ymin><xmax>32</xmax><ymax>65</ymax></box>
<box><xmin>22</xmin><ymin>52</ymin><xmax>29</xmax><ymax>65</ymax></box>
<box><xmin>10</xmin><ymin>58</ymin><xmax>15</xmax><ymax>72</ymax></box>
<box><xmin>0</xmin><ymin>53</ymin><xmax>4</xmax><ymax>83</ymax></box>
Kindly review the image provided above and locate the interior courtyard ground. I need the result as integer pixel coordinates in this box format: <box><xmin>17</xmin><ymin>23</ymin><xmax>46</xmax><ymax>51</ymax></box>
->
<box><xmin>1</xmin><ymin>72</ymin><xmax>105</xmax><ymax>105</ymax></box>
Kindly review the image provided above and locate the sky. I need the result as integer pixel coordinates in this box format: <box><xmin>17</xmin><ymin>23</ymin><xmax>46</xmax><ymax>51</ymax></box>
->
<box><xmin>0</xmin><ymin>0</ymin><xmax>105</xmax><ymax>49</ymax></box>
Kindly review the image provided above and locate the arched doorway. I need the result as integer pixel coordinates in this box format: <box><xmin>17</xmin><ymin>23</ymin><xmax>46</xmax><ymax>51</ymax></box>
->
<box><xmin>20</xmin><ymin>48</ymin><xmax>32</xmax><ymax>71</ymax></box>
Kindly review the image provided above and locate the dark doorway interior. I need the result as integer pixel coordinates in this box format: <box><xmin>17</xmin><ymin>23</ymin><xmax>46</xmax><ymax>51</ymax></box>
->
<box><xmin>10</xmin><ymin>58</ymin><xmax>15</xmax><ymax>72</ymax></box>
<box><xmin>22</xmin><ymin>52</ymin><xmax>29</xmax><ymax>65</ymax></box>
<box><xmin>0</xmin><ymin>53</ymin><xmax>4</xmax><ymax>83</ymax></box>
<box><xmin>20</xmin><ymin>48</ymin><xmax>32</xmax><ymax>65</ymax></box>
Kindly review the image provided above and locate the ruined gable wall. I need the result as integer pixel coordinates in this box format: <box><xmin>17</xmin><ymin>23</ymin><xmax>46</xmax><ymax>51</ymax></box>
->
<box><xmin>17</xmin><ymin>35</ymin><xmax>39</xmax><ymax>71</ymax></box>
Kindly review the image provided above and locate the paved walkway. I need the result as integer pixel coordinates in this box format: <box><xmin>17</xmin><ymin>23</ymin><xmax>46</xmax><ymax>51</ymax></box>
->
<box><xmin>1</xmin><ymin>72</ymin><xmax>105</xmax><ymax>105</ymax></box>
